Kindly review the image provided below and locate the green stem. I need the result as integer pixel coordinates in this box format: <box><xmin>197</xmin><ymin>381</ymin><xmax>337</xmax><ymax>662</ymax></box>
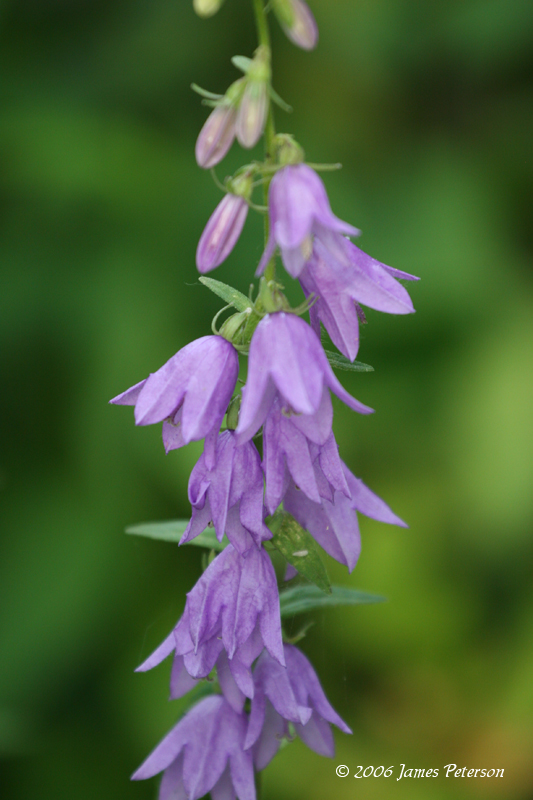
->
<box><xmin>252</xmin><ymin>0</ymin><xmax>276</xmax><ymax>283</ymax></box>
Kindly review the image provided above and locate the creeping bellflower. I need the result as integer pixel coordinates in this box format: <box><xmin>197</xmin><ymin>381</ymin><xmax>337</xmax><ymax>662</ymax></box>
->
<box><xmin>272</xmin><ymin>0</ymin><xmax>318</xmax><ymax>50</ymax></box>
<box><xmin>132</xmin><ymin>695</ymin><xmax>255</xmax><ymax>800</ymax></box>
<box><xmin>262</xmin><ymin>394</ymin><xmax>349</xmax><ymax>514</ymax></box>
<box><xmin>256</xmin><ymin>163</ymin><xmax>359</xmax><ymax>279</ymax></box>
<box><xmin>284</xmin><ymin>462</ymin><xmax>407</xmax><ymax>572</ymax></box>
<box><xmin>136</xmin><ymin>544</ymin><xmax>284</xmax><ymax>703</ymax></box>
<box><xmin>245</xmin><ymin>645</ymin><xmax>351</xmax><ymax>769</ymax></box>
<box><xmin>196</xmin><ymin>193</ymin><xmax>249</xmax><ymax>273</ymax></box>
<box><xmin>110</xmin><ymin>335</ymin><xmax>238</xmax><ymax>468</ymax></box>
<box><xmin>300</xmin><ymin>235</ymin><xmax>418</xmax><ymax>360</ymax></box>
<box><xmin>236</xmin><ymin>312</ymin><xmax>373</xmax><ymax>443</ymax></box>
<box><xmin>181</xmin><ymin>430</ymin><xmax>271</xmax><ymax>554</ymax></box>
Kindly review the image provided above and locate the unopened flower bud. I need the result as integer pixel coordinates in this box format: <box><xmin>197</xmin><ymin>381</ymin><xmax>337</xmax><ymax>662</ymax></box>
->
<box><xmin>195</xmin><ymin>79</ymin><xmax>245</xmax><ymax>169</ymax></box>
<box><xmin>196</xmin><ymin>192</ymin><xmax>249</xmax><ymax>273</ymax></box>
<box><xmin>272</xmin><ymin>0</ymin><xmax>318</xmax><ymax>51</ymax></box>
<box><xmin>273</xmin><ymin>133</ymin><xmax>305</xmax><ymax>167</ymax></box>
<box><xmin>236</xmin><ymin>47</ymin><xmax>271</xmax><ymax>149</ymax></box>
<box><xmin>193</xmin><ymin>0</ymin><xmax>225</xmax><ymax>18</ymax></box>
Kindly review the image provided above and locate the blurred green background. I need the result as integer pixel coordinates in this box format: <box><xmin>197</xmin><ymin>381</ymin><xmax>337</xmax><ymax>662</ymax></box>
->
<box><xmin>1</xmin><ymin>0</ymin><xmax>532</xmax><ymax>798</ymax></box>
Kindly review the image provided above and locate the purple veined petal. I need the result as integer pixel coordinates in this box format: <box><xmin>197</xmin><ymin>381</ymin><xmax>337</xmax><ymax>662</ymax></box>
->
<box><xmin>322</xmin><ymin>356</ymin><xmax>374</xmax><ymax>415</ymax></box>
<box><xmin>234</xmin><ymin>374</ymin><xmax>277</xmax><ymax>445</ymax></box>
<box><xmin>195</xmin><ymin>103</ymin><xmax>237</xmax><ymax>169</ymax></box>
<box><xmin>289</xmin><ymin>386</ymin><xmax>333</xmax><ymax>445</ymax></box>
<box><xmin>228</xmin><ymin>741</ymin><xmax>256</xmax><ymax>800</ymax></box>
<box><xmin>244</xmin><ymin>686</ymin><xmax>266</xmax><ymax>751</ymax></box>
<box><xmin>162</xmin><ymin>408</ymin><xmax>186</xmax><ymax>453</ymax></box>
<box><xmin>300</xmin><ymin>259</ymin><xmax>361</xmax><ymax>361</ymax></box>
<box><xmin>135</xmin><ymin>630</ymin><xmax>176</xmax><ymax>673</ymax></box>
<box><xmin>131</xmin><ymin>699</ymin><xmax>201</xmax><ymax>779</ymax></box>
<box><xmin>254</xmin><ymin>228</ymin><xmax>277</xmax><ymax>277</ymax></box>
<box><xmin>183</xmin><ymin>636</ymin><xmax>224</xmax><ymax>678</ymax></box>
<box><xmin>255</xmin><ymin>651</ymin><xmax>312</xmax><ymax>725</ymax></box>
<box><xmin>170</xmin><ymin>655</ymin><xmax>198</xmax><ymax>699</ymax></box>
<box><xmin>317</xmin><ymin>433</ymin><xmax>350</xmax><ymax>498</ymax></box>
<box><xmin>339</xmin><ymin>238</ymin><xmax>416</xmax><ymax>314</ymax></box>
<box><xmin>109</xmin><ymin>378</ymin><xmax>147</xmax><ymax>406</ymax></box>
<box><xmin>196</xmin><ymin>194</ymin><xmax>249</xmax><ymax>273</ymax></box>
<box><xmin>343</xmin><ymin>463</ymin><xmax>408</xmax><ymax>526</ymax></box>
<box><xmin>269</xmin><ymin>165</ymin><xmax>321</xmax><ymax>250</ymax></box>
<box><xmin>133</xmin><ymin>338</ymin><xmax>210</xmax><ymax>426</ymax></box>
<box><xmin>179</xmin><ymin>502</ymin><xmax>212</xmax><ymax>547</ymax></box>
<box><xmin>201</xmin><ymin>431</ymin><xmax>235</xmax><ymax>538</ymax></box>
<box><xmin>251</xmin><ymin>700</ymin><xmax>288</xmax><ymax>770</ymax></box>
<box><xmin>180</xmin><ymin>337</ymin><xmax>239</xmax><ymax>443</ymax></box>
<box><xmin>210</xmin><ymin>766</ymin><xmax>237</xmax><ymax>800</ymax></box>
<box><xmin>279</xmin><ymin>416</ymin><xmax>321</xmax><ymax>505</ymax></box>
<box><xmin>381</xmin><ymin>264</ymin><xmax>420</xmax><ymax>281</ymax></box>
<box><xmin>217</xmin><ymin>650</ymin><xmax>246</xmax><ymax>713</ymax></box>
<box><xmin>285</xmin><ymin>645</ymin><xmax>351</xmax><ymax>733</ymax></box>
<box><xmin>182</xmin><ymin>699</ymin><xmax>231</xmax><ymax>800</ymax></box>
<box><xmin>294</xmin><ymin>713</ymin><xmax>335</xmax><ymax>757</ymax></box>
<box><xmin>277</xmin><ymin>0</ymin><xmax>318</xmax><ymax>50</ymax></box>
<box><xmin>158</xmin><ymin>754</ymin><xmax>187</xmax><ymax>800</ymax></box>
<box><xmin>187</xmin><ymin>547</ymin><xmax>240</xmax><ymax>650</ymax></box>
<box><xmin>263</xmin><ymin>403</ymin><xmax>290</xmax><ymax>515</ymax></box>
<box><xmin>284</xmin><ymin>563</ymin><xmax>298</xmax><ymax>581</ymax></box>
<box><xmin>224</xmin><ymin>504</ymin><xmax>258</xmax><ymax>555</ymax></box>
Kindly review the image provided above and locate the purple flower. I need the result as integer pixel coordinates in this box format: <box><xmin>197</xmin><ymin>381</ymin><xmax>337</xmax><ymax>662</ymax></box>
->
<box><xmin>245</xmin><ymin>645</ymin><xmax>351</xmax><ymax>769</ymax></box>
<box><xmin>109</xmin><ymin>335</ymin><xmax>239</xmax><ymax>468</ymax></box>
<box><xmin>181</xmin><ymin>430</ymin><xmax>271</xmax><ymax>554</ymax></box>
<box><xmin>272</xmin><ymin>0</ymin><xmax>319</xmax><ymax>51</ymax></box>
<box><xmin>262</xmin><ymin>394</ymin><xmax>349</xmax><ymax>514</ymax></box>
<box><xmin>284</xmin><ymin>462</ymin><xmax>407</xmax><ymax>572</ymax></box>
<box><xmin>301</xmin><ymin>235</ymin><xmax>419</xmax><ymax>360</ymax></box>
<box><xmin>132</xmin><ymin>695</ymin><xmax>255</xmax><ymax>800</ymax></box>
<box><xmin>136</xmin><ymin>545</ymin><xmax>284</xmax><ymax>706</ymax></box>
<box><xmin>196</xmin><ymin>193</ymin><xmax>249</xmax><ymax>273</ymax></box>
<box><xmin>195</xmin><ymin>102</ymin><xmax>238</xmax><ymax>169</ymax></box>
<box><xmin>235</xmin><ymin>312</ymin><xmax>373</xmax><ymax>443</ymax></box>
<box><xmin>256</xmin><ymin>164</ymin><xmax>359</xmax><ymax>279</ymax></box>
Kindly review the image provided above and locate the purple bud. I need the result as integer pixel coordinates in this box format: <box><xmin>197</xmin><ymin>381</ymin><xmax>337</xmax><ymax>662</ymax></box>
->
<box><xmin>196</xmin><ymin>193</ymin><xmax>249</xmax><ymax>272</ymax></box>
<box><xmin>236</xmin><ymin>79</ymin><xmax>269</xmax><ymax>149</ymax></box>
<box><xmin>273</xmin><ymin>0</ymin><xmax>319</xmax><ymax>51</ymax></box>
<box><xmin>195</xmin><ymin>103</ymin><xmax>237</xmax><ymax>169</ymax></box>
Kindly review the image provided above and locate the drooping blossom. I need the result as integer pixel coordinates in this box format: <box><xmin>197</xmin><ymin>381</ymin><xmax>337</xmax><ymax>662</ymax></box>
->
<box><xmin>195</xmin><ymin>102</ymin><xmax>238</xmax><ymax>169</ymax></box>
<box><xmin>272</xmin><ymin>0</ymin><xmax>318</xmax><ymax>50</ymax></box>
<box><xmin>181</xmin><ymin>430</ymin><xmax>271</xmax><ymax>554</ymax></box>
<box><xmin>284</xmin><ymin>462</ymin><xmax>407</xmax><ymax>572</ymax></box>
<box><xmin>262</xmin><ymin>393</ymin><xmax>349</xmax><ymax>514</ymax></box>
<box><xmin>196</xmin><ymin>193</ymin><xmax>249</xmax><ymax>273</ymax></box>
<box><xmin>136</xmin><ymin>544</ymin><xmax>284</xmax><ymax>705</ymax></box>
<box><xmin>109</xmin><ymin>335</ymin><xmax>238</xmax><ymax>468</ymax></box>
<box><xmin>132</xmin><ymin>695</ymin><xmax>255</xmax><ymax>800</ymax></box>
<box><xmin>300</xmin><ymin>235</ymin><xmax>419</xmax><ymax>360</ymax></box>
<box><xmin>256</xmin><ymin>164</ymin><xmax>359</xmax><ymax>279</ymax></box>
<box><xmin>235</xmin><ymin>312</ymin><xmax>373</xmax><ymax>444</ymax></box>
<box><xmin>245</xmin><ymin>645</ymin><xmax>351</xmax><ymax>769</ymax></box>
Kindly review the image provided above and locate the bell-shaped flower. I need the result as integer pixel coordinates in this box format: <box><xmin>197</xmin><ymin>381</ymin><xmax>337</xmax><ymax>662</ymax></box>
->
<box><xmin>109</xmin><ymin>335</ymin><xmax>239</xmax><ymax>468</ymax></box>
<box><xmin>132</xmin><ymin>695</ymin><xmax>255</xmax><ymax>800</ymax></box>
<box><xmin>195</xmin><ymin>78</ymin><xmax>245</xmax><ymax>169</ymax></box>
<box><xmin>235</xmin><ymin>312</ymin><xmax>373</xmax><ymax>444</ymax></box>
<box><xmin>262</xmin><ymin>393</ymin><xmax>349</xmax><ymax>514</ymax></box>
<box><xmin>196</xmin><ymin>193</ymin><xmax>248</xmax><ymax>273</ymax></box>
<box><xmin>300</xmin><ymin>235</ymin><xmax>419</xmax><ymax>360</ymax></box>
<box><xmin>181</xmin><ymin>430</ymin><xmax>271</xmax><ymax>554</ymax></box>
<box><xmin>256</xmin><ymin>163</ymin><xmax>360</xmax><ymax>279</ymax></box>
<box><xmin>284</xmin><ymin>462</ymin><xmax>407</xmax><ymax>572</ymax></box>
<box><xmin>136</xmin><ymin>545</ymin><xmax>284</xmax><ymax>706</ymax></box>
<box><xmin>272</xmin><ymin>0</ymin><xmax>318</xmax><ymax>50</ymax></box>
<box><xmin>245</xmin><ymin>645</ymin><xmax>351</xmax><ymax>769</ymax></box>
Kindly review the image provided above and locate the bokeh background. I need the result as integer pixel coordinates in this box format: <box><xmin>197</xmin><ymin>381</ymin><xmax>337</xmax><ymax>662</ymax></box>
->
<box><xmin>1</xmin><ymin>0</ymin><xmax>532</xmax><ymax>798</ymax></box>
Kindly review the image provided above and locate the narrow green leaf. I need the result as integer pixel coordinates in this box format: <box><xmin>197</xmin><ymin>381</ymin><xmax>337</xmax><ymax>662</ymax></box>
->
<box><xmin>125</xmin><ymin>519</ymin><xmax>228</xmax><ymax>551</ymax></box>
<box><xmin>279</xmin><ymin>585</ymin><xmax>386</xmax><ymax>617</ymax></box>
<box><xmin>199</xmin><ymin>276</ymin><xmax>252</xmax><ymax>313</ymax></box>
<box><xmin>324</xmin><ymin>350</ymin><xmax>374</xmax><ymax>373</ymax></box>
<box><xmin>270</xmin><ymin>515</ymin><xmax>331</xmax><ymax>595</ymax></box>
<box><xmin>231</xmin><ymin>55</ymin><xmax>253</xmax><ymax>74</ymax></box>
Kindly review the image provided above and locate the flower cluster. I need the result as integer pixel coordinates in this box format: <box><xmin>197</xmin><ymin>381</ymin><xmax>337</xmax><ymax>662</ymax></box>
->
<box><xmin>112</xmin><ymin>2</ymin><xmax>418</xmax><ymax>798</ymax></box>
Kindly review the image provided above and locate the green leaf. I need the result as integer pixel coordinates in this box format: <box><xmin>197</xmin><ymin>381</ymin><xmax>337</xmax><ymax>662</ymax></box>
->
<box><xmin>231</xmin><ymin>55</ymin><xmax>253</xmax><ymax>74</ymax></box>
<box><xmin>279</xmin><ymin>585</ymin><xmax>386</xmax><ymax>617</ymax></box>
<box><xmin>199</xmin><ymin>276</ymin><xmax>252</xmax><ymax>313</ymax></box>
<box><xmin>324</xmin><ymin>349</ymin><xmax>374</xmax><ymax>373</ymax></box>
<box><xmin>270</xmin><ymin>514</ymin><xmax>331</xmax><ymax>595</ymax></box>
<box><xmin>125</xmin><ymin>519</ymin><xmax>228</xmax><ymax>551</ymax></box>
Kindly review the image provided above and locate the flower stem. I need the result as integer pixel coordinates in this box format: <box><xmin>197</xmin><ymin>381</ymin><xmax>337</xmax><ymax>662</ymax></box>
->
<box><xmin>252</xmin><ymin>0</ymin><xmax>276</xmax><ymax>283</ymax></box>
